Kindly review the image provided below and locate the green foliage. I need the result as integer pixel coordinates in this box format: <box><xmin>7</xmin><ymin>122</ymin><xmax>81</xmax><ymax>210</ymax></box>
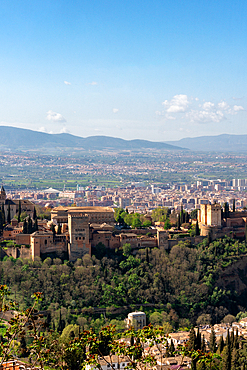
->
<box><xmin>151</xmin><ymin>207</ymin><xmax>170</xmax><ymax>222</ymax></box>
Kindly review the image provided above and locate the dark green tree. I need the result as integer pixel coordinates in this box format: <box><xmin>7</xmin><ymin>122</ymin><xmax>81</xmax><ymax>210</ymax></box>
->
<box><xmin>57</xmin><ymin>223</ymin><xmax>62</xmax><ymax>234</ymax></box>
<box><xmin>222</xmin><ymin>344</ymin><xmax>231</xmax><ymax>370</ymax></box>
<box><xmin>195</xmin><ymin>220</ymin><xmax>200</xmax><ymax>236</ymax></box>
<box><xmin>33</xmin><ymin>207</ymin><xmax>37</xmax><ymax>220</ymax></box>
<box><xmin>18</xmin><ymin>200</ymin><xmax>21</xmax><ymax>223</ymax></box>
<box><xmin>177</xmin><ymin>214</ymin><xmax>181</xmax><ymax>230</ymax></box>
<box><xmin>1</xmin><ymin>204</ymin><xmax>5</xmax><ymax>225</ymax></box>
<box><xmin>22</xmin><ymin>219</ymin><xmax>27</xmax><ymax>234</ymax></box>
<box><xmin>219</xmin><ymin>335</ymin><xmax>225</xmax><ymax>353</ymax></box>
<box><xmin>0</xmin><ymin>211</ymin><xmax>3</xmax><ymax>232</ymax></box>
<box><xmin>169</xmin><ymin>339</ymin><xmax>175</xmax><ymax>354</ymax></box>
<box><xmin>245</xmin><ymin>223</ymin><xmax>247</xmax><ymax>246</ymax></box>
<box><xmin>33</xmin><ymin>217</ymin><xmax>38</xmax><ymax>232</ymax></box>
<box><xmin>27</xmin><ymin>216</ymin><xmax>33</xmax><ymax>234</ymax></box>
<box><xmin>7</xmin><ymin>203</ymin><xmax>11</xmax><ymax>224</ymax></box>
<box><xmin>233</xmin><ymin>199</ymin><xmax>236</xmax><ymax>212</ymax></box>
<box><xmin>187</xmin><ymin>327</ymin><xmax>196</xmax><ymax>351</ymax></box>
<box><xmin>145</xmin><ymin>248</ymin><xmax>149</xmax><ymax>264</ymax></box>
<box><xmin>209</xmin><ymin>327</ymin><xmax>216</xmax><ymax>353</ymax></box>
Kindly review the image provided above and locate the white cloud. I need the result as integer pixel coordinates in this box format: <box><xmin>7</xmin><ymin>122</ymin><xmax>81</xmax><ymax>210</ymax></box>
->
<box><xmin>88</xmin><ymin>82</ymin><xmax>98</xmax><ymax>85</ymax></box>
<box><xmin>64</xmin><ymin>81</ymin><xmax>71</xmax><ymax>85</ymax></box>
<box><xmin>60</xmin><ymin>127</ymin><xmax>69</xmax><ymax>133</ymax></box>
<box><xmin>38</xmin><ymin>126</ymin><xmax>47</xmax><ymax>132</ymax></box>
<box><xmin>165</xmin><ymin>114</ymin><xmax>176</xmax><ymax>120</ymax></box>
<box><xmin>186</xmin><ymin>109</ymin><xmax>225</xmax><ymax>123</ymax></box>
<box><xmin>203</xmin><ymin>101</ymin><xmax>215</xmax><ymax>110</ymax></box>
<box><xmin>162</xmin><ymin>94</ymin><xmax>189</xmax><ymax>113</ymax></box>
<box><xmin>218</xmin><ymin>101</ymin><xmax>229</xmax><ymax>110</ymax></box>
<box><xmin>233</xmin><ymin>105</ymin><xmax>244</xmax><ymax>111</ymax></box>
<box><xmin>113</xmin><ymin>108</ymin><xmax>119</xmax><ymax>113</ymax></box>
<box><xmin>46</xmin><ymin>110</ymin><xmax>67</xmax><ymax>123</ymax></box>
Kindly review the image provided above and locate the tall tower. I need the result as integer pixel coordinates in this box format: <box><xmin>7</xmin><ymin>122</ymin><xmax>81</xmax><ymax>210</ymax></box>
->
<box><xmin>0</xmin><ymin>185</ymin><xmax>6</xmax><ymax>202</ymax></box>
<box><xmin>68</xmin><ymin>212</ymin><xmax>91</xmax><ymax>261</ymax></box>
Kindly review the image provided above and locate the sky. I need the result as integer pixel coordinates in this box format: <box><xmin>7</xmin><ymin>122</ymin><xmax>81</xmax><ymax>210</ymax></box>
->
<box><xmin>0</xmin><ymin>0</ymin><xmax>247</xmax><ymax>141</ymax></box>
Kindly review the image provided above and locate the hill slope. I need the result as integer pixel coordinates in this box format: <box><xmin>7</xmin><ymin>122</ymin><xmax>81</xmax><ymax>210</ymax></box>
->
<box><xmin>166</xmin><ymin>134</ymin><xmax>247</xmax><ymax>152</ymax></box>
<box><xmin>0</xmin><ymin>126</ymin><xmax>182</xmax><ymax>151</ymax></box>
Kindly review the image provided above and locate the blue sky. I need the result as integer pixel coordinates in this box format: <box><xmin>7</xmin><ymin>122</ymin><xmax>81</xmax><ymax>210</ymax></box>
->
<box><xmin>0</xmin><ymin>0</ymin><xmax>247</xmax><ymax>141</ymax></box>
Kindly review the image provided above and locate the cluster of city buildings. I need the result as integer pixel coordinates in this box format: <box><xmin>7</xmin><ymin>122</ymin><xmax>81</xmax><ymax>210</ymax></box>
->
<box><xmin>5</xmin><ymin>178</ymin><xmax>247</xmax><ymax>215</ymax></box>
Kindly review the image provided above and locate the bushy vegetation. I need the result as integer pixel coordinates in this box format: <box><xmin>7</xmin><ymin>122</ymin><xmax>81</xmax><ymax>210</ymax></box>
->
<box><xmin>1</xmin><ymin>236</ymin><xmax>247</xmax><ymax>332</ymax></box>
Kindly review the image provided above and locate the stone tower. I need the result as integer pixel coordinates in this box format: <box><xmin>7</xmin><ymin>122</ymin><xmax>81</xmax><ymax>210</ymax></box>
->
<box><xmin>68</xmin><ymin>211</ymin><xmax>91</xmax><ymax>261</ymax></box>
<box><xmin>0</xmin><ymin>185</ymin><xmax>6</xmax><ymax>202</ymax></box>
<box><xmin>198</xmin><ymin>203</ymin><xmax>221</xmax><ymax>226</ymax></box>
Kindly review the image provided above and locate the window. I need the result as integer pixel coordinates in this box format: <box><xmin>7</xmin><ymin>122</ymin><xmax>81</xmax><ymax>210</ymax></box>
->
<box><xmin>45</xmin><ymin>240</ymin><xmax>47</xmax><ymax>245</ymax></box>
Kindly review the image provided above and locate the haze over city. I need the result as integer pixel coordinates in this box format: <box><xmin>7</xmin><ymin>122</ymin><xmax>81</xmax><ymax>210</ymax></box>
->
<box><xmin>1</xmin><ymin>0</ymin><xmax>247</xmax><ymax>141</ymax></box>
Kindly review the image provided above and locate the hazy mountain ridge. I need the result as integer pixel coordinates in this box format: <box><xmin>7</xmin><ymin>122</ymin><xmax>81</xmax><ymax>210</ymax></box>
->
<box><xmin>0</xmin><ymin>126</ymin><xmax>182</xmax><ymax>151</ymax></box>
<box><xmin>166</xmin><ymin>134</ymin><xmax>247</xmax><ymax>152</ymax></box>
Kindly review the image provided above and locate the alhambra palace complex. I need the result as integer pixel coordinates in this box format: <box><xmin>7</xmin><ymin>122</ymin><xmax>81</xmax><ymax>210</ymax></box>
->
<box><xmin>2</xmin><ymin>185</ymin><xmax>247</xmax><ymax>261</ymax></box>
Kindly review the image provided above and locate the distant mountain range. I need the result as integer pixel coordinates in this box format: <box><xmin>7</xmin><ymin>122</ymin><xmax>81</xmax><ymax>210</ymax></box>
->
<box><xmin>0</xmin><ymin>126</ymin><xmax>182</xmax><ymax>151</ymax></box>
<box><xmin>166</xmin><ymin>134</ymin><xmax>247</xmax><ymax>152</ymax></box>
<box><xmin>0</xmin><ymin>126</ymin><xmax>246</xmax><ymax>152</ymax></box>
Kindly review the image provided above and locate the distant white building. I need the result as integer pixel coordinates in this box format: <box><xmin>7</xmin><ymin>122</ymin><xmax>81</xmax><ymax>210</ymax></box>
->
<box><xmin>125</xmin><ymin>311</ymin><xmax>146</xmax><ymax>329</ymax></box>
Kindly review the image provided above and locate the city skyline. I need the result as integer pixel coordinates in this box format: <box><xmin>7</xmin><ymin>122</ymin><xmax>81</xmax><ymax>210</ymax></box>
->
<box><xmin>1</xmin><ymin>0</ymin><xmax>247</xmax><ymax>141</ymax></box>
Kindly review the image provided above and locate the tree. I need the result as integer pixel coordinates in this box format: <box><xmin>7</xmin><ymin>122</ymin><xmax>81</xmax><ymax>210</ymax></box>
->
<box><xmin>22</xmin><ymin>219</ymin><xmax>27</xmax><ymax>234</ymax></box>
<box><xmin>0</xmin><ymin>211</ymin><xmax>3</xmax><ymax>232</ymax></box>
<box><xmin>132</xmin><ymin>214</ymin><xmax>142</xmax><ymax>229</ymax></box>
<box><xmin>164</xmin><ymin>219</ymin><xmax>171</xmax><ymax>230</ymax></box>
<box><xmin>190</xmin><ymin>209</ymin><xmax>199</xmax><ymax>220</ymax></box>
<box><xmin>209</xmin><ymin>327</ymin><xmax>216</xmax><ymax>353</ymax></box>
<box><xmin>18</xmin><ymin>200</ymin><xmax>21</xmax><ymax>223</ymax></box>
<box><xmin>27</xmin><ymin>216</ymin><xmax>33</xmax><ymax>234</ymax></box>
<box><xmin>222</xmin><ymin>314</ymin><xmax>236</xmax><ymax>325</ymax></box>
<box><xmin>177</xmin><ymin>214</ymin><xmax>181</xmax><ymax>230</ymax></box>
<box><xmin>57</xmin><ymin>223</ymin><xmax>62</xmax><ymax>234</ymax></box>
<box><xmin>233</xmin><ymin>199</ymin><xmax>236</xmax><ymax>212</ymax></box>
<box><xmin>33</xmin><ymin>206</ymin><xmax>37</xmax><ymax>220</ymax></box>
<box><xmin>7</xmin><ymin>203</ymin><xmax>10</xmax><ymax>224</ymax></box>
<box><xmin>187</xmin><ymin>327</ymin><xmax>196</xmax><ymax>351</ymax></box>
<box><xmin>219</xmin><ymin>335</ymin><xmax>225</xmax><ymax>353</ymax></box>
<box><xmin>122</xmin><ymin>243</ymin><xmax>132</xmax><ymax>257</ymax></box>
<box><xmin>1</xmin><ymin>203</ymin><xmax>5</xmax><ymax>225</ymax></box>
<box><xmin>222</xmin><ymin>343</ymin><xmax>231</xmax><ymax>370</ymax></box>
<box><xmin>33</xmin><ymin>217</ymin><xmax>38</xmax><ymax>232</ymax></box>
<box><xmin>195</xmin><ymin>220</ymin><xmax>200</xmax><ymax>236</ymax></box>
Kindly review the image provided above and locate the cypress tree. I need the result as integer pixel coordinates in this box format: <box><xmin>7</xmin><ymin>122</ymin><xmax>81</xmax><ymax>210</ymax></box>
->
<box><xmin>209</xmin><ymin>327</ymin><xmax>216</xmax><ymax>353</ymax></box>
<box><xmin>34</xmin><ymin>218</ymin><xmax>38</xmax><ymax>232</ymax></box>
<box><xmin>222</xmin><ymin>345</ymin><xmax>231</xmax><ymax>370</ymax></box>
<box><xmin>180</xmin><ymin>204</ymin><xmax>184</xmax><ymax>224</ymax></box>
<box><xmin>27</xmin><ymin>216</ymin><xmax>32</xmax><ymax>234</ymax></box>
<box><xmin>145</xmin><ymin>247</ymin><xmax>149</xmax><ymax>263</ymax></box>
<box><xmin>231</xmin><ymin>348</ymin><xmax>240</xmax><ymax>370</ymax></box>
<box><xmin>170</xmin><ymin>339</ymin><xmax>175</xmax><ymax>354</ymax></box>
<box><xmin>7</xmin><ymin>203</ymin><xmax>11</xmax><ymax>224</ymax></box>
<box><xmin>219</xmin><ymin>335</ymin><xmax>225</xmax><ymax>353</ymax></box>
<box><xmin>234</xmin><ymin>328</ymin><xmax>239</xmax><ymax>350</ymax></box>
<box><xmin>0</xmin><ymin>211</ymin><xmax>3</xmax><ymax>232</ymax></box>
<box><xmin>230</xmin><ymin>330</ymin><xmax>235</xmax><ymax>351</ymax></box>
<box><xmin>201</xmin><ymin>335</ymin><xmax>206</xmax><ymax>352</ymax></box>
<box><xmin>22</xmin><ymin>219</ymin><xmax>27</xmax><ymax>234</ymax></box>
<box><xmin>195</xmin><ymin>220</ymin><xmax>200</xmax><ymax>236</ymax></box>
<box><xmin>18</xmin><ymin>200</ymin><xmax>21</xmax><ymax>223</ymax></box>
<box><xmin>188</xmin><ymin>327</ymin><xmax>196</xmax><ymax>351</ymax></box>
<box><xmin>177</xmin><ymin>214</ymin><xmax>181</xmax><ymax>230</ymax></box>
<box><xmin>1</xmin><ymin>204</ymin><xmax>5</xmax><ymax>225</ymax></box>
<box><xmin>233</xmin><ymin>199</ymin><xmax>236</xmax><ymax>212</ymax></box>
<box><xmin>57</xmin><ymin>223</ymin><xmax>61</xmax><ymax>235</ymax></box>
<box><xmin>33</xmin><ymin>207</ymin><xmax>37</xmax><ymax>220</ymax></box>
<box><xmin>245</xmin><ymin>223</ymin><xmax>247</xmax><ymax>246</ymax></box>
<box><xmin>130</xmin><ymin>335</ymin><xmax>134</xmax><ymax>346</ymax></box>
